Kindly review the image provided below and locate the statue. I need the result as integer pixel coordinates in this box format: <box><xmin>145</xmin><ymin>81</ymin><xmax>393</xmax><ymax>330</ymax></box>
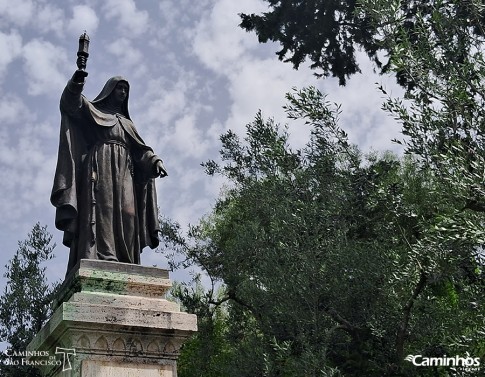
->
<box><xmin>51</xmin><ymin>33</ymin><xmax>167</xmax><ymax>274</ymax></box>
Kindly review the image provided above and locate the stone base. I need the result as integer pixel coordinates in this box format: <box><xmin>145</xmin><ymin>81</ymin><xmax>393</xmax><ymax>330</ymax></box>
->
<box><xmin>80</xmin><ymin>360</ymin><xmax>172</xmax><ymax>376</ymax></box>
<box><xmin>27</xmin><ymin>259</ymin><xmax>197</xmax><ymax>377</ymax></box>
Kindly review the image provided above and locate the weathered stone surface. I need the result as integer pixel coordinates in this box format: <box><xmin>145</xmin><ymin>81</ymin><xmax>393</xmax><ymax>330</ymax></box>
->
<box><xmin>81</xmin><ymin>360</ymin><xmax>172</xmax><ymax>377</ymax></box>
<box><xmin>28</xmin><ymin>260</ymin><xmax>197</xmax><ymax>377</ymax></box>
<box><xmin>54</xmin><ymin>260</ymin><xmax>172</xmax><ymax>309</ymax></box>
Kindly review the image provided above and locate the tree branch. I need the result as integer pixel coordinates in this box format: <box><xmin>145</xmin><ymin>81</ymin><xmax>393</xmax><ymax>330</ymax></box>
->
<box><xmin>395</xmin><ymin>269</ymin><xmax>427</xmax><ymax>360</ymax></box>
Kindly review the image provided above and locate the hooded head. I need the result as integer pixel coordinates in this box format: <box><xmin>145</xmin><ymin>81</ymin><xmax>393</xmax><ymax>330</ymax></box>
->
<box><xmin>92</xmin><ymin>76</ymin><xmax>131</xmax><ymax>119</ymax></box>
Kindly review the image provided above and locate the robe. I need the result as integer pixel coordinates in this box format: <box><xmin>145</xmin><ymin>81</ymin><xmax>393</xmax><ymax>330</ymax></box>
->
<box><xmin>51</xmin><ymin>77</ymin><xmax>162</xmax><ymax>274</ymax></box>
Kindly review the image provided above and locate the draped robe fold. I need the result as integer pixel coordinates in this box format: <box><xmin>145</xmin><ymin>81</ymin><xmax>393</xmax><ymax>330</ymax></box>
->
<box><xmin>51</xmin><ymin>78</ymin><xmax>161</xmax><ymax>274</ymax></box>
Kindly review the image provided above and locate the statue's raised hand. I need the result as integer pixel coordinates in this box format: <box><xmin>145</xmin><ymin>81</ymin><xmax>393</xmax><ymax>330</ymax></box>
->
<box><xmin>76</xmin><ymin>55</ymin><xmax>88</xmax><ymax>71</ymax></box>
<box><xmin>72</xmin><ymin>69</ymin><xmax>88</xmax><ymax>83</ymax></box>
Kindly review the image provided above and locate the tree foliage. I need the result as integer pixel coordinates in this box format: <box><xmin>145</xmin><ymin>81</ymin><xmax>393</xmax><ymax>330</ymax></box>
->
<box><xmin>164</xmin><ymin>1</ymin><xmax>485</xmax><ymax>375</ymax></box>
<box><xmin>240</xmin><ymin>0</ymin><xmax>377</xmax><ymax>84</ymax></box>
<box><xmin>0</xmin><ymin>223</ymin><xmax>59</xmax><ymax>377</ymax></box>
<box><xmin>162</xmin><ymin>87</ymin><xmax>485</xmax><ymax>376</ymax></box>
<box><xmin>239</xmin><ymin>0</ymin><xmax>485</xmax><ymax>86</ymax></box>
<box><xmin>171</xmin><ymin>279</ymin><xmax>265</xmax><ymax>377</ymax></box>
<box><xmin>362</xmin><ymin>0</ymin><xmax>485</xmax><ymax>230</ymax></box>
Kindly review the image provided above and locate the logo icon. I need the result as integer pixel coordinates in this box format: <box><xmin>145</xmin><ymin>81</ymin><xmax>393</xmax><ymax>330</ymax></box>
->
<box><xmin>55</xmin><ymin>347</ymin><xmax>76</xmax><ymax>371</ymax></box>
<box><xmin>404</xmin><ymin>355</ymin><xmax>416</xmax><ymax>363</ymax></box>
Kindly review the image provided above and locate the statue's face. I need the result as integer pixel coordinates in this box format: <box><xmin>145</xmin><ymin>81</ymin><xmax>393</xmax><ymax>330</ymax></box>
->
<box><xmin>112</xmin><ymin>81</ymin><xmax>129</xmax><ymax>104</ymax></box>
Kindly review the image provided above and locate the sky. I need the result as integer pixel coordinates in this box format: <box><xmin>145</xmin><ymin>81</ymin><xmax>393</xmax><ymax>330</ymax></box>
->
<box><xmin>0</xmin><ymin>0</ymin><xmax>403</xmax><ymax>287</ymax></box>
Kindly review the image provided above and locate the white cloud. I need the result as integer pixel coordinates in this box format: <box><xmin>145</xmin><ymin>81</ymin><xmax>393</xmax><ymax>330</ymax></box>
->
<box><xmin>0</xmin><ymin>0</ymin><xmax>34</xmax><ymax>27</ymax></box>
<box><xmin>0</xmin><ymin>1</ymin><xmax>81</xmax><ymax>38</ymax></box>
<box><xmin>190</xmin><ymin>0</ymin><xmax>315</xmax><ymax>149</ymax></box>
<box><xmin>157</xmin><ymin>0</ymin><xmax>211</xmax><ymax>45</ymax></box>
<box><xmin>102</xmin><ymin>0</ymin><xmax>149</xmax><ymax>37</ymax></box>
<box><xmin>192</xmin><ymin>0</ymin><xmax>269</xmax><ymax>72</ymax></box>
<box><xmin>67</xmin><ymin>5</ymin><xmax>99</xmax><ymax>36</ymax></box>
<box><xmin>0</xmin><ymin>30</ymin><xmax>22</xmax><ymax>77</ymax></box>
<box><xmin>320</xmin><ymin>51</ymin><xmax>404</xmax><ymax>153</ymax></box>
<box><xmin>191</xmin><ymin>0</ymin><xmax>402</xmax><ymax>154</ymax></box>
<box><xmin>141</xmin><ymin>82</ymin><xmax>188</xmax><ymax>126</ymax></box>
<box><xmin>0</xmin><ymin>94</ymin><xmax>33</xmax><ymax>126</ymax></box>
<box><xmin>170</xmin><ymin>113</ymin><xmax>210</xmax><ymax>159</ymax></box>
<box><xmin>0</xmin><ymin>2</ymin><xmax>67</xmax><ymax>37</ymax></box>
<box><xmin>225</xmin><ymin>59</ymin><xmax>313</xmax><ymax>140</ymax></box>
<box><xmin>0</xmin><ymin>118</ymin><xmax>57</xmax><ymax>229</ymax></box>
<box><xmin>36</xmin><ymin>4</ymin><xmax>65</xmax><ymax>36</ymax></box>
<box><xmin>21</xmin><ymin>38</ymin><xmax>69</xmax><ymax>96</ymax></box>
<box><xmin>106</xmin><ymin>37</ymin><xmax>142</xmax><ymax>67</ymax></box>
<box><xmin>192</xmin><ymin>2</ymin><xmax>247</xmax><ymax>72</ymax></box>
<box><xmin>158</xmin><ymin>0</ymin><xmax>182</xmax><ymax>34</ymax></box>
<box><xmin>133</xmin><ymin>71</ymin><xmax>201</xmax><ymax>144</ymax></box>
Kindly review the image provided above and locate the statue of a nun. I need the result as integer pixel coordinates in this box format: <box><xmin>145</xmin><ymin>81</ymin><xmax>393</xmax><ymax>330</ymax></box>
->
<box><xmin>51</xmin><ymin>65</ymin><xmax>167</xmax><ymax>274</ymax></box>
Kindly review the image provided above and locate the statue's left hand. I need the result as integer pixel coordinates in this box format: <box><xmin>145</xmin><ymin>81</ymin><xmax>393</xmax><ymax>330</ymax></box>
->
<box><xmin>156</xmin><ymin>160</ymin><xmax>167</xmax><ymax>178</ymax></box>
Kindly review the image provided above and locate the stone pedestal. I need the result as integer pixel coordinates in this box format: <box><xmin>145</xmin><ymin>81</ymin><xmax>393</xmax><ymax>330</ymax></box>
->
<box><xmin>27</xmin><ymin>259</ymin><xmax>197</xmax><ymax>377</ymax></box>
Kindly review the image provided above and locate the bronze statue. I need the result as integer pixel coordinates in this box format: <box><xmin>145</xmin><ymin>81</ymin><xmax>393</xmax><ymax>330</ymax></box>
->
<box><xmin>51</xmin><ymin>33</ymin><xmax>167</xmax><ymax>274</ymax></box>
